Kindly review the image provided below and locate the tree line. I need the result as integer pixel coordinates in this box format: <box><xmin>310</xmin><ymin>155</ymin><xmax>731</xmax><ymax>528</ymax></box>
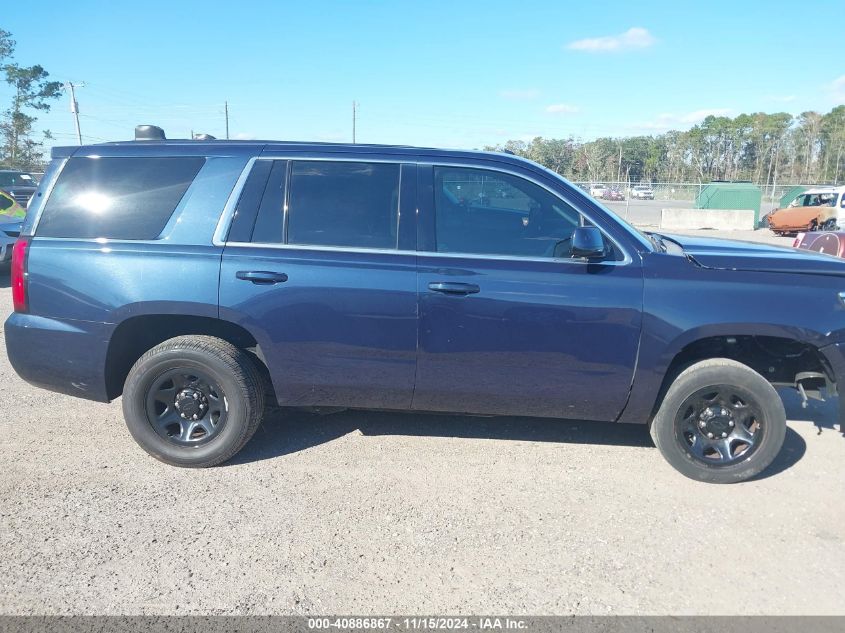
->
<box><xmin>485</xmin><ymin>108</ymin><xmax>845</xmax><ymax>186</ymax></box>
<box><xmin>0</xmin><ymin>27</ymin><xmax>61</xmax><ymax>171</ymax></box>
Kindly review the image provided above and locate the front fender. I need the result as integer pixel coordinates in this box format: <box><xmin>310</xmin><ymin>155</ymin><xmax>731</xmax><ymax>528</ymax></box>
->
<box><xmin>617</xmin><ymin>255</ymin><xmax>843</xmax><ymax>424</ymax></box>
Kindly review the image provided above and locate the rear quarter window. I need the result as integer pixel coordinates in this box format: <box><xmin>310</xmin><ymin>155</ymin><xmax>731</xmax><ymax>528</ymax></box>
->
<box><xmin>36</xmin><ymin>156</ymin><xmax>205</xmax><ymax>239</ymax></box>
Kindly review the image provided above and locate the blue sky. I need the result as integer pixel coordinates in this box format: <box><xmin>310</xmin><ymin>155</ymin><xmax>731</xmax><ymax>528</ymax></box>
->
<box><xmin>3</xmin><ymin>0</ymin><xmax>844</xmax><ymax>150</ymax></box>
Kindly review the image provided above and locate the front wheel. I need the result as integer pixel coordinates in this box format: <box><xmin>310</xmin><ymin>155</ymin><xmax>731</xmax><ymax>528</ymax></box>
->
<box><xmin>821</xmin><ymin>218</ymin><xmax>838</xmax><ymax>232</ymax></box>
<box><xmin>650</xmin><ymin>359</ymin><xmax>786</xmax><ymax>483</ymax></box>
<box><xmin>122</xmin><ymin>335</ymin><xmax>265</xmax><ymax>467</ymax></box>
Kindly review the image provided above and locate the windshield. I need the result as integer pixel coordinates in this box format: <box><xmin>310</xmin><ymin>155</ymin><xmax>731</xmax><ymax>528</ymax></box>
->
<box><xmin>793</xmin><ymin>193</ymin><xmax>836</xmax><ymax>207</ymax></box>
<box><xmin>0</xmin><ymin>172</ymin><xmax>36</xmax><ymax>187</ymax></box>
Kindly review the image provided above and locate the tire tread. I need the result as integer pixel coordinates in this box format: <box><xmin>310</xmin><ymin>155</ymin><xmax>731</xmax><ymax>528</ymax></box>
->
<box><xmin>123</xmin><ymin>335</ymin><xmax>265</xmax><ymax>468</ymax></box>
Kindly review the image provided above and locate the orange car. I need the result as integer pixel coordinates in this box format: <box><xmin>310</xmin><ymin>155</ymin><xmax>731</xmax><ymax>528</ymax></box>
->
<box><xmin>766</xmin><ymin>187</ymin><xmax>845</xmax><ymax>235</ymax></box>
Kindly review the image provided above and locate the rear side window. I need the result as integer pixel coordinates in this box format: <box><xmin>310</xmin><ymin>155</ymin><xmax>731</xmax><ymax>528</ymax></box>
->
<box><xmin>287</xmin><ymin>161</ymin><xmax>400</xmax><ymax>249</ymax></box>
<box><xmin>36</xmin><ymin>156</ymin><xmax>205</xmax><ymax>239</ymax></box>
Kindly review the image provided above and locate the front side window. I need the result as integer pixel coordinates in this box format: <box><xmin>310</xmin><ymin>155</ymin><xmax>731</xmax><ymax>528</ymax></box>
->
<box><xmin>286</xmin><ymin>161</ymin><xmax>400</xmax><ymax>249</ymax></box>
<box><xmin>36</xmin><ymin>157</ymin><xmax>204</xmax><ymax>239</ymax></box>
<box><xmin>433</xmin><ymin>166</ymin><xmax>581</xmax><ymax>258</ymax></box>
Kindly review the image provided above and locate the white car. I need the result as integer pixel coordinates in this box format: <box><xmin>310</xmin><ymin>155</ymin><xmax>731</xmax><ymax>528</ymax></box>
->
<box><xmin>630</xmin><ymin>185</ymin><xmax>654</xmax><ymax>200</ymax></box>
<box><xmin>589</xmin><ymin>184</ymin><xmax>607</xmax><ymax>197</ymax></box>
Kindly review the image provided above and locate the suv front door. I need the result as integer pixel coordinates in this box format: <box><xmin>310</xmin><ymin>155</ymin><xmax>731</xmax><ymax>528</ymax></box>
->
<box><xmin>413</xmin><ymin>164</ymin><xmax>643</xmax><ymax>421</ymax></box>
<box><xmin>218</xmin><ymin>157</ymin><xmax>419</xmax><ymax>410</ymax></box>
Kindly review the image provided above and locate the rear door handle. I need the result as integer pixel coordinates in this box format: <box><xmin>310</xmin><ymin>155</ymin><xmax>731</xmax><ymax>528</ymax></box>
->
<box><xmin>236</xmin><ymin>271</ymin><xmax>288</xmax><ymax>285</ymax></box>
<box><xmin>428</xmin><ymin>281</ymin><xmax>480</xmax><ymax>295</ymax></box>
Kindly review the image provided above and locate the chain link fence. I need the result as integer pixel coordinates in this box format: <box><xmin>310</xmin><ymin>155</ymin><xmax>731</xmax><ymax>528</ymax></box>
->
<box><xmin>571</xmin><ymin>181</ymin><xmax>808</xmax><ymax>205</ymax></box>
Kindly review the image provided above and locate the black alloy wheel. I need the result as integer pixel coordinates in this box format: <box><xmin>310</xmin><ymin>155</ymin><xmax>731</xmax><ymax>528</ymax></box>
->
<box><xmin>145</xmin><ymin>368</ymin><xmax>228</xmax><ymax>445</ymax></box>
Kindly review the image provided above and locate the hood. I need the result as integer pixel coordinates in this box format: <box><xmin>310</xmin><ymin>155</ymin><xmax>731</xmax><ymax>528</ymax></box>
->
<box><xmin>659</xmin><ymin>232</ymin><xmax>845</xmax><ymax>276</ymax></box>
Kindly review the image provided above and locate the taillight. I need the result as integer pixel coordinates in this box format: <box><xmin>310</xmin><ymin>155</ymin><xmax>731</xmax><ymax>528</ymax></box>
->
<box><xmin>11</xmin><ymin>238</ymin><xmax>30</xmax><ymax>313</ymax></box>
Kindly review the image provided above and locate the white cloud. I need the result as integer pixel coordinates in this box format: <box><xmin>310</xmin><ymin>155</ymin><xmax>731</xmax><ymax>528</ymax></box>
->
<box><xmin>545</xmin><ymin>103</ymin><xmax>579</xmax><ymax>114</ymax></box>
<box><xmin>232</xmin><ymin>132</ymin><xmax>256</xmax><ymax>140</ymax></box>
<box><xmin>829</xmin><ymin>75</ymin><xmax>845</xmax><ymax>103</ymax></box>
<box><xmin>567</xmin><ymin>27</ymin><xmax>655</xmax><ymax>53</ymax></box>
<box><xmin>628</xmin><ymin>108</ymin><xmax>732</xmax><ymax>132</ymax></box>
<box><xmin>679</xmin><ymin>108</ymin><xmax>732</xmax><ymax>123</ymax></box>
<box><xmin>499</xmin><ymin>89</ymin><xmax>540</xmax><ymax>100</ymax></box>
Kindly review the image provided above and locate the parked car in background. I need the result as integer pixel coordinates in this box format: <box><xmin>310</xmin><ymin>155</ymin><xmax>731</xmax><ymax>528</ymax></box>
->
<box><xmin>0</xmin><ymin>188</ymin><xmax>27</xmax><ymax>219</ymax></box>
<box><xmin>8</xmin><ymin>126</ymin><xmax>845</xmax><ymax>483</ymax></box>
<box><xmin>766</xmin><ymin>186</ymin><xmax>845</xmax><ymax>235</ymax></box>
<box><xmin>0</xmin><ymin>170</ymin><xmax>38</xmax><ymax>209</ymax></box>
<box><xmin>0</xmin><ymin>218</ymin><xmax>22</xmax><ymax>264</ymax></box>
<box><xmin>630</xmin><ymin>184</ymin><xmax>655</xmax><ymax>200</ymax></box>
<box><xmin>589</xmin><ymin>183</ymin><xmax>607</xmax><ymax>197</ymax></box>
<box><xmin>0</xmin><ymin>189</ymin><xmax>26</xmax><ymax>264</ymax></box>
<box><xmin>601</xmin><ymin>187</ymin><xmax>625</xmax><ymax>201</ymax></box>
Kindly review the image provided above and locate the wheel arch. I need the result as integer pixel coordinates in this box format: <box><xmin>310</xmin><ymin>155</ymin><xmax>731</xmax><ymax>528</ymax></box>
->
<box><xmin>648</xmin><ymin>334</ymin><xmax>833</xmax><ymax>422</ymax></box>
<box><xmin>104</xmin><ymin>314</ymin><xmax>269</xmax><ymax>400</ymax></box>
<box><xmin>617</xmin><ymin>323</ymin><xmax>835</xmax><ymax>425</ymax></box>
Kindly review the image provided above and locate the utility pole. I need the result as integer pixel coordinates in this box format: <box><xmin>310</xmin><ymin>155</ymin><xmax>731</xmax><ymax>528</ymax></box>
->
<box><xmin>224</xmin><ymin>101</ymin><xmax>229</xmax><ymax>140</ymax></box>
<box><xmin>64</xmin><ymin>82</ymin><xmax>84</xmax><ymax>145</ymax></box>
<box><xmin>352</xmin><ymin>100</ymin><xmax>358</xmax><ymax>144</ymax></box>
<box><xmin>616</xmin><ymin>144</ymin><xmax>622</xmax><ymax>184</ymax></box>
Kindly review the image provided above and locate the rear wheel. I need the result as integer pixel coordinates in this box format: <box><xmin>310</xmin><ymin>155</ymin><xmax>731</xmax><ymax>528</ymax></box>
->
<box><xmin>650</xmin><ymin>359</ymin><xmax>786</xmax><ymax>483</ymax></box>
<box><xmin>122</xmin><ymin>335</ymin><xmax>264</xmax><ymax>467</ymax></box>
<box><xmin>822</xmin><ymin>218</ymin><xmax>838</xmax><ymax>231</ymax></box>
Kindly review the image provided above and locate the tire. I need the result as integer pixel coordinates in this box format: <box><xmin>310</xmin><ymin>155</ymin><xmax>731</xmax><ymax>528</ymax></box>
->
<box><xmin>122</xmin><ymin>335</ymin><xmax>265</xmax><ymax>467</ymax></box>
<box><xmin>822</xmin><ymin>219</ymin><xmax>838</xmax><ymax>231</ymax></box>
<box><xmin>650</xmin><ymin>358</ymin><xmax>786</xmax><ymax>483</ymax></box>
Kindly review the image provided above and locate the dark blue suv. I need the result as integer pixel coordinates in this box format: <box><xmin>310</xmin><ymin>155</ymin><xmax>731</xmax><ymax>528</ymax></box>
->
<box><xmin>6</xmin><ymin>127</ymin><xmax>845</xmax><ymax>482</ymax></box>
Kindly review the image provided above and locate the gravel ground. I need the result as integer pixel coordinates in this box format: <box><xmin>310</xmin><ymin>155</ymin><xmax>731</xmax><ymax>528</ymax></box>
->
<box><xmin>0</xmin><ymin>234</ymin><xmax>843</xmax><ymax>616</ymax></box>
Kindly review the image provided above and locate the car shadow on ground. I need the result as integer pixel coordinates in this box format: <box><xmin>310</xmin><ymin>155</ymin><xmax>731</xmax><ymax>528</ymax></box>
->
<box><xmin>230</xmin><ymin>408</ymin><xmax>653</xmax><ymax>468</ymax></box>
<box><xmin>780</xmin><ymin>387</ymin><xmax>842</xmax><ymax>436</ymax></box>
<box><xmin>0</xmin><ymin>265</ymin><xmax>10</xmax><ymax>289</ymax></box>
<box><xmin>230</xmin><ymin>401</ymin><xmax>813</xmax><ymax>481</ymax></box>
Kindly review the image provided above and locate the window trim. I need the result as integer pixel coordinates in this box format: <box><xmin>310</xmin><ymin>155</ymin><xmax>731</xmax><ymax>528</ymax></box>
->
<box><xmin>216</xmin><ymin>157</ymin><xmax>633</xmax><ymax>266</ymax></box>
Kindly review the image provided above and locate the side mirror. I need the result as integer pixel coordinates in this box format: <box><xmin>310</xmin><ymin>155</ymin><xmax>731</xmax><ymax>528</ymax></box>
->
<box><xmin>570</xmin><ymin>226</ymin><xmax>606</xmax><ymax>259</ymax></box>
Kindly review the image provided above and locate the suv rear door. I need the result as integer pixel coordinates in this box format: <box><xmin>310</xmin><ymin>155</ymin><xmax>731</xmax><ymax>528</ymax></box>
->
<box><xmin>412</xmin><ymin>162</ymin><xmax>643</xmax><ymax>421</ymax></box>
<box><xmin>217</xmin><ymin>155</ymin><xmax>419</xmax><ymax>409</ymax></box>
